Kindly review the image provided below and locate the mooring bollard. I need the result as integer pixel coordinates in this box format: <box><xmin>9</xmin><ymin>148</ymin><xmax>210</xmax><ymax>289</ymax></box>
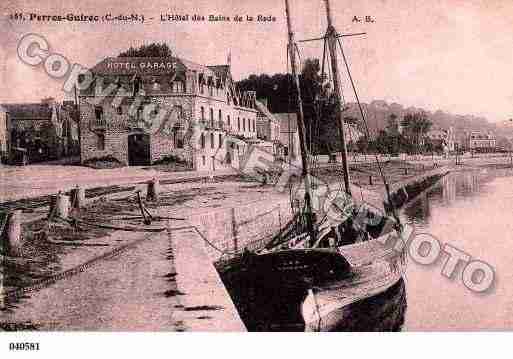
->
<box><xmin>70</xmin><ymin>186</ymin><xmax>86</xmax><ymax>209</ymax></box>
<box><xmin>147</xmin><ymin>178</ymin><xmax>160</xmax><ymax>201</ymax></box>
<box><xmin>57</xmin><ymin>192</ymin><xmax>71</xmax><ymax>219</ymax></box>
<box><xmin>49</xmin><ymin>192</ymin><xmax>71</xmax><ymax>219</ymax></box>
<box><xmin>2</xmin><ymin>210</ymin><xmax>22</xmax><ymax>256</ymax></box>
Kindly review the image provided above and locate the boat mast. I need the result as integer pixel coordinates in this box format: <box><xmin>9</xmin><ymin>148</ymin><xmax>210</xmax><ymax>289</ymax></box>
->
<box><xmin>284</xmin><ymin>0</ymin><xmax>316</xmax><ymax>243</ymax></box>
<box><xmin>324</xmin><ymin>0</ymin><xmax>352</xmax><ymax>196</ymax></box>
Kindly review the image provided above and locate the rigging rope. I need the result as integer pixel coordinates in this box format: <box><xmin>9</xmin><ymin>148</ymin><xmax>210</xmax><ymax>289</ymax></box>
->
<box><xmin>335</xmin><ymin>36</ymin><xmax>401</xmax><ymax>227</ymax></box>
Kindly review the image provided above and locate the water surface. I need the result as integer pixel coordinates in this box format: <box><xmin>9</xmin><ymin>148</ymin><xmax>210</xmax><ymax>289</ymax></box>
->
<box><xmin>402</xmin><ymin>168</ymin><xmax>513</xmax><ymax>330</ymax></box>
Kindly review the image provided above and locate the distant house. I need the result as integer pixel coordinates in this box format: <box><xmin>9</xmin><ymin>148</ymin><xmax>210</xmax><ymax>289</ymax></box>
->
<box><xmin>274</xmin><ymin>113</ymin><xmax>301</xmax><ymax>163</ymax></box>
<box><xmin>256</xmin><ymin>99</ymin><xmax>363</xmax><ymax>163</ymax></box>
<box><xmin>0</xmin><ymin>101</ymin><xmax>79</xmax><ymax>164</ymax></box>
<box><xmin>467</xmin><ymin>131</ymin><xmax>496</xmax><ymax>153</ymax></box>
<box><xmin>255</xmin><ymin>99</ymin><xmax>280</xmax><ymax>143</ymax></box>
<box><xmin>254</xmin><ymin>99</ymin><xmax>301</xmax><ymax>163</ymax></box>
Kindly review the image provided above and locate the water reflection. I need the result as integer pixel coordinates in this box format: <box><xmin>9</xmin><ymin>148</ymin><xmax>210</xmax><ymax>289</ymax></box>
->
<box><xmin>402</xmin><ymin>168</ymin><xmax>513</xmax><ymax>330</ymax></box>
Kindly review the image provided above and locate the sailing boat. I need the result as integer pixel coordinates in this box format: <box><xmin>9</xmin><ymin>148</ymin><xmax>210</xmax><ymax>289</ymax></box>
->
<box><xmin>216</xmin><ymin>0</ymin><xmax>407</xmax><ymax>331</ymax></box>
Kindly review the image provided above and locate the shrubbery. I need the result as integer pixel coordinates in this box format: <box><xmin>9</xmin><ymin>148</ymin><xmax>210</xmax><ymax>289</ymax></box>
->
<box><xmin>83</xmin><ymin>155</ymin><xmax>125</xmax><ymax>169</ymax></box>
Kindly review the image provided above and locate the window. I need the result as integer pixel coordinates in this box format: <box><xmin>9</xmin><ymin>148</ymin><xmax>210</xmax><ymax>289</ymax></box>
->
<box><xmin>173</xmin><ymin>105</ymin><xmax>184</xmax><ymax>119</ymax></box>
<box><xmin>136</xmin><ymin>107</ymin><xmax>143</xmax><ymax>121</ymax></box>
<box><xmin>201</xmin><ymin>107</ymin><xmax>205</xmax><ymax>122</ymax></box>
<box><xmin>133</xmin><ymin>76</ymin><xmax>141</xmax><ymax>96</ymax></box>
<box><xmin>202</xmin><ymin>155</ymin><xmax>206</xmax><ymax>166</ymax></box>
<box><xmin>97</xmin><ymin>133</ymin><xmax>105</xmax><ymax>150</ymax></box>
<box><xmin>173</xmin><ymin>81</ymin><xmax>184</xmax><ymax>93</ymax></box>
<box><xmin>208</xmin><ymin>77</ymin><xmax>214</xmax><ymax>96</ymax></box>
<box><xmin>117</xmin><ymin>106</ymin><xmax>122</xmax><ymax>115</ymax></box>
<box><xmin>201</xmin><ymin>133</ymin><xmax>205</xmax><ymax>148</ymax></box>
<box><xmin>218</xmin><ymin>134</ymin><xmax>222</xmax><ymax>148</ymax></box>
<box><xmin>94</xmin><ymin>106</ymin><xmax>103</xmax><ymax>120</ymax></box>
<box><xmin>218</xmin><ymin>109</ymin><xmax>222</xmax><ymax>123</ymax></box>
<box><xmin>199</xmin><ymin>74</ymin><xmax>205</xmax><ymax>94</ymax></box>
<box><xmin>237</xmin><ymin>117</ymin><xmax>240</xmax><ymax>131</ymax></box>
<box><xmin>253</xmin><ymin>119</ymin><xmax>256</xmax><ymax>132</ymax></box>
<box><xmin>243</xmin><ymin>118</ymin><xmax>246</xmax><ymax>132</ymax></box>
<box><xmin>210</xmin><ymin>108</ymin><xmax>214</xmax><ymax>127</ymax></box>
<box><xmin>227</xmin><ymin>115</ymin><xmax>231</xmax><ymax>127</ymax></box>
<box><xmin>173</xmin><ymin>125</ymin><xmax>184</xmax><ymax>148</ymax></box>
<box><xmin>210</xmin><ymin>133</ymin><xmax>215</xmax><ymax>149</ymax></box>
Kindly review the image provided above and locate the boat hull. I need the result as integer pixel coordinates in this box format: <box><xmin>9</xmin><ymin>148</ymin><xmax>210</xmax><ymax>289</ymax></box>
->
<box><xmin>216</xmin><ymin>237</ymin><xmax>407</xmax><ymax>331</ymax></box>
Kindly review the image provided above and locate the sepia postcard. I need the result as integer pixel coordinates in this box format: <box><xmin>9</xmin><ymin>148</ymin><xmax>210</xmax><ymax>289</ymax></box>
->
<box><xmin>1</xmin><ymin>0</ymin><xmax>513</xmax><ymax>356</ymax></box>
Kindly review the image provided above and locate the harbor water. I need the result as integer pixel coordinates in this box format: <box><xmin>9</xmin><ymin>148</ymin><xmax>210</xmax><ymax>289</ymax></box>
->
<box><xmin>402</xmin><ymin>168</ymin><xmax>513</xmax><ymax>330</ymax></box>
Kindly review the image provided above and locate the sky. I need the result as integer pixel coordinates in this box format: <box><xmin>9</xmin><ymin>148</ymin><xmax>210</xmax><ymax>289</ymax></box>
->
<box><xmin>1</xmin><ymin>0</ymin><xmax>513</xmax><ymax>122</ymax></box>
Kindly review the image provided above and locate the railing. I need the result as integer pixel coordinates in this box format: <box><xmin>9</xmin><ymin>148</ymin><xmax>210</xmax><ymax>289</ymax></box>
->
<box><xmin>201</xmin><ymin>120</ymin><xmax>225</xmax><ymax>131</ymax></box>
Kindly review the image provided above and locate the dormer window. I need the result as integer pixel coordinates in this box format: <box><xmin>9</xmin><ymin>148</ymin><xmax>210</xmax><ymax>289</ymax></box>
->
<box><xmin>152</xmin><ymin>78</ymin><xmax>161</xmax><ymax>91</ymax></box>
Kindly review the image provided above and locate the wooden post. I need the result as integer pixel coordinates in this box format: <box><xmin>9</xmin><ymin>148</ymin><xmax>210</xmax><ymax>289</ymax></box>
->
<box><xmin>49</xmin><ymin>192</ymin><xmax>70</xmax><ymax>219</ymax></box>
<box><xmin>48</xmin><ymin>195</ymin><xmax>57</xmax><ymax>219</ymax></box>
<box><xmin>231</xmin><ymin>207</ymin><xmax>238</xmax><ymax>253</ymax></box>
<box><xmin>70</xmin><ymin>186</ymin><xmax>86</xmax><ymax>209</ymax></box>
<box><xmin>147</xmin><ymin>178</ymin><xmax>160</xmax><ymax>201</ymax></box>
<box><xmin>2</xmin><ymin>210</ymin><xmax>22</xmax><ymax>256</ymax></box>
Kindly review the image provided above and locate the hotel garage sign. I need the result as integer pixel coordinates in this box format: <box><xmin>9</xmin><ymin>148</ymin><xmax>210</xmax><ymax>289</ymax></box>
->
<box><xmin>105</xmin><ymin>61</ymin><xmax>176</xmax><ymax>71</ymax></box>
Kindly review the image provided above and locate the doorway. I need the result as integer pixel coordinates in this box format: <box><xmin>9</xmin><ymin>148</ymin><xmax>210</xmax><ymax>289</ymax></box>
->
<box><xmin>128</xmin><ymin>133</ymin><xmax>150</xmax><ymax>166</ymax></box>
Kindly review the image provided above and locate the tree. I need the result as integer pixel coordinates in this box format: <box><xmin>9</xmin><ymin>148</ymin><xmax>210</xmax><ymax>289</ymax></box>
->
<box><xmin>385</xmin><ymin>113</ymin><xmax>399</xmax><ymax>135</ymax></box>
<box><xmin>401</xmin><ymin>112</ymin><xmax>432</xmax><ymax>153</ymax></box>
<box><xmin>118</xmin><ymin>43</ymin><xmax>173</xmax><ymax>57</ymax></box>
<box><xmin>236</xmin><ymin>57</ymin><xmax>342</xmax><ymax>155</ymax></box>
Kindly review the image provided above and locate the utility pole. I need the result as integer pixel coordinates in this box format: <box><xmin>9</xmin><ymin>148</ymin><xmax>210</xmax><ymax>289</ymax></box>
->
<box><xmin>324</xmin><ymin>0</ymin><xmax>351</xmax><ymax>196</ymax></box>
<box><xmin>284</xmin><ymin>0</ymin><xmax>316</xmax><ymax>244</ymax></box>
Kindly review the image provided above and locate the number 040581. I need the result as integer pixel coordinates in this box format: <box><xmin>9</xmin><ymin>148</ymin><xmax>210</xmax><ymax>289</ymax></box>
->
<box><xmin>9</xmin><ymin>342</ymin><xmax>40</xmax><ymax>351</ymax></box>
